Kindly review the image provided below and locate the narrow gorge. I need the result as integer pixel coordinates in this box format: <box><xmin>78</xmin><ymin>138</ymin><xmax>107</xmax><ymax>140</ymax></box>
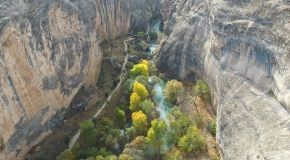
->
<box><xmin>0</xmin><ymin>0</ymin><xmax>290</xmax><ymax>160</ymax></box>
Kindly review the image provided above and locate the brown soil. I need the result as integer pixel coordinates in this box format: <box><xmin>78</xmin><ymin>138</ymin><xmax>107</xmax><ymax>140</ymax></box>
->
<box><xmin>25</xmin><ymin>38</ymin><xmax>128</xmax><ymax>160</ymax></box>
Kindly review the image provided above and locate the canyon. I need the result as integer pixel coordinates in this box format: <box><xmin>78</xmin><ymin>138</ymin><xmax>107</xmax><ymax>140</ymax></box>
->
<box><xmin>1</xmin><ymin>0</ymin><xmax>290</xmax><ymax>159</ymax></box>
<box><xmin>0</xmin><ymin>0</ymin><xmax>160</xmax><ymax>159</ymax></box>
<box><xmin>155</xmin><ymin>0</ymin><xmax>290</xmax><ymax>159</ymax></box>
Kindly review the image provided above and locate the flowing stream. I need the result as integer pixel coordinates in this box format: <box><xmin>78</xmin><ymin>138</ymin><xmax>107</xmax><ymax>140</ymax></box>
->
<box><xmin>147</xmin><ymin>19</ymin><xmax>172</xmax><ymax>122</ymax></box>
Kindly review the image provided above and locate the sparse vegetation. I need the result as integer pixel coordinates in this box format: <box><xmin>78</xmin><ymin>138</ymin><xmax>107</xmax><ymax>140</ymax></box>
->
<box><xmin>209</xmin><ymin>119</ymin><xmax>217</xmax><ymax>136</ymax></box>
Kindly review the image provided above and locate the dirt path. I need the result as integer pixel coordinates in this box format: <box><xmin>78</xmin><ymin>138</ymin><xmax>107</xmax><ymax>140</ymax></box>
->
<box><xmin>68</xmin><ymin>38</ymin><xmax>132</xmax><ymax>150</ymax></box>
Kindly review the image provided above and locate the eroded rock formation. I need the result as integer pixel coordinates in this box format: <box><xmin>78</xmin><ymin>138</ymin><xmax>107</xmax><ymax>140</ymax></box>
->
<box><xmin>155</xmin><ymin>0</ymin><xmax>290</xmax><ymax>159</ymax></box>
<box><xmin>0</xmin><ymin>0</ymin><xmax>160</xmax><ymax>159</ymax></box>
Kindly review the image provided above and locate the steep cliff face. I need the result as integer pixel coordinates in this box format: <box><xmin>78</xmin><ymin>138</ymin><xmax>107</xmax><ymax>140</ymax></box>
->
<box><xmin>0</xmin><ymin>0</ymin><xmax>160</xmax><ymax>159</ymax></box>
<box><xmin>156</xmin><ymin>0</ymin><xmax>290</xmax><ymax>159</ymax></box>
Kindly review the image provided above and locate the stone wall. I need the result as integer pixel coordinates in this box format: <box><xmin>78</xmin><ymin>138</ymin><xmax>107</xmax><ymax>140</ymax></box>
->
<box><xmin>155</xmin><ymin>0</ymin><xmax>290</xmax><ymax>159</ymax></box>
<box><xmin>0</xmin><ymin>0</ymin><xmax>160</xmax><ymax>159</ymax></box>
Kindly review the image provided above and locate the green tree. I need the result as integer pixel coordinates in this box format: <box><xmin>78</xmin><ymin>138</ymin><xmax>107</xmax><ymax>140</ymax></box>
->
<box><xmin>194</xmin><ymin>80</ymin><xmax>211</xmax><ymax>101</ymax></box>
<box><xmin>139</xmin><ymin>100</ymin><xmax>154</xmax><ymax>115</ymax></box>
<box><xmin>87</xmin><ymin>147</ymin><xmax>99</xmax><ymax>157</ymax></box>
<box><xmin>95</xmin><ymin>118</ymin><xmax>122</xmax><ymax>148</ymax></box>
<box><xmin>114</xmin><ymin>108</ymin><xmax>126</xmax><ymax>128</ymax></box>
<box><xmin>164</xmin><ymin>80</ymin><xmax>183</xmax><ymax>104</ymax></box>
<box><xmin>146</xmin><ymin>119</ymin><xmax>167</xmax><ymax>155</ymax></box>
<box><xmin>123</xmin><ymin>79</ymin><xmax>135</xmax><ymax>97</ymax></box>
<box><xmin>149</xmin><ymin>32</ymin><xmax>158</xmax><ymax>40</ymax></box>
<box><xmin>149</xmin><ymin>75</ymin><xmax>161</xmax><ymax>86</ymax></box>
<box><xmin>167</xmin><ymin>107</ymin><xmax>192</xmax><ymax>145</ymax></box>
<box><xmin>132</xmin><ymin>110</ymin><xmax>148</xmax><ymax>135</ymax></box>
<box><xmin>56</xmin><ymin>149</ymin><xmax>75</xmax><ymax>160</ymax></box>
<box><xmin>79</xmin><ymin>119</ymin><xmax>97</xmax><ymax>145</ymax></box>
<box><xmin>137</xmin><ymin>31</ymin><xmax>146</xmax><ymax>38</ymax></box>
<box><xmin>125</xmin><ymin>126</ymin><xmax>137</xmax><ymax>141</ymax></box>
<box><xmin>133</xmin><ymin>81</ymin><xmax>149</xmax><ymax>101</ymax></box>
<box><xmin>148</xmin><ymin>62</ymin><xmax>158</xmax><ymax>76</ymax></box>
<box><xmin>130</xmin><ymin>64</ymin><xmax>148</xmax><ymax>79</ymax></box>
<box><xmin>130</xmin><ymin>92</ymin><xmax>141</xmax><ymax>111</ymax></box>
<box><xmin>178</xmin><ymin>125</ymin><xmax>205</xmax><ymax>155</ymax></box>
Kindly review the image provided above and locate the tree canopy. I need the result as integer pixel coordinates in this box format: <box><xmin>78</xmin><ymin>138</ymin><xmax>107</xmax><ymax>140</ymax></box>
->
<box><xmin>129</xmin><ymin>92</ymin><xmax>141</xmax><ymax>111</ymax></box>
<box><xmin>146</xmin><ymin>119</ymin><xmax>167</xmax><ymax>155</ymax></box>
<box><xmin>130</xmin><ymin>64</ymin><xmax>148</xmax><ymax>79</ymax></box>
<box><xmin>178</xmin><ymin>125</ymin><xmax>205</xmax><ymax>155</ymax></box>
<box><xmin>194</xmin><ymin>80</ymin><xmax>210</xmax><ymax>101</ymax></box>
<box><xmin>132</xmin><ymin>110</ymin><xmax>148</xmax><ymax>134</ymax></box>
<box><xmin>164</xmin><ymin>80</ymin><xmax>183</xmax><ymax>104</ymax></box>
<box><xmin>133</xmin><ymin>81</ymin><xmax>149</xmax><ymax>101</ymax></box>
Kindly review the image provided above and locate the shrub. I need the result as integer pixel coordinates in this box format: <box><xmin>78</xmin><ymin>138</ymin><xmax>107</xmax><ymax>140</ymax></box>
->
<box><xmin>209</xmin><ymin>119</ymin><xmax>217</xmax><ymax>136</ymax></box>
<box><xmin>194</xmin><ymin>80</ymin><xmax>210</xmax><ymax>102</ymax></box>
<box><xmin>149</xmin><ymin>32</ymin><xmax>158</xmax><ymax>40</ymax></box>
<box><xmin>135</xmin><ymin>43</ymin><xmax>144</xmax><ymax>51</ymax></box>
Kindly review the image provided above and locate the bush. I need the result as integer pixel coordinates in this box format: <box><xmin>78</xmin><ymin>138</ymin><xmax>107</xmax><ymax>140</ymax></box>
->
<box><xmin>209</xmin><ymin>119</ymin><xmax>217</xmax><ymax>136</ymax></box>
<box><xmin>64</xmin><ymin>136</ymin><xmax>70</xmax><ymax>145</ymax></box>
<box><xmin>149</xmin><ymin>32</ymin><xmax>158</xmax><ymax>40</ymax></box>
<box><xmin>135</xmin><ymin>43</ymin><xmax>144</xmax><ymax>51</ymax></box>
<box><xmin>194</xmin><ymin>80</ymin><xmax>210</xmax><ymax>102</ymax></box>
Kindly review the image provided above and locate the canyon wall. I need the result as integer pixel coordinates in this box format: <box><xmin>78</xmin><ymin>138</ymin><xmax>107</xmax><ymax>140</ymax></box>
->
<box><xmin>0</xmin><ymin>0</ymin><xmax>160</xmax><ymax>159</ymax></box>
<box><xmin>155</xmin><ymin>0</ymin><xmax>290</xmax><ymax>159</ymax></box>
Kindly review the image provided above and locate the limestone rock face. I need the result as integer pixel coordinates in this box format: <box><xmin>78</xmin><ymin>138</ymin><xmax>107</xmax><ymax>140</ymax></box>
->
<box><xmin>155</xmin><ymin>0</ymin><xmax>290</xmax><ymax>159</ymax></box>
<box><xmin>0</xmin><ymin>0</ymin><xmax>160</xmax><ymax>159</ymax></box>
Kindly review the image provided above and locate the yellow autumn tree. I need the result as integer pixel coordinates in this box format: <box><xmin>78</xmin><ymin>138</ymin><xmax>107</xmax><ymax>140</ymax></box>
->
<box><xmin>141</xmin><ymin>60</ymin><xmax>149</xmax><ymax>65</ymax></box>
<box><xmin>130</xmin><ymin>92</ymin><xmax>141</xmax><ymax>111</ymax></box>
<box><xmin>132</xmin><ymin>110</ymin><xmax>148</xmax><ymax>134</ymax></box>
<box><xmin>133</xmin><ymin>81</ymin><xmax>149</xmax><ymax>101</ymax></box>
<box><xmin>130</xmin><ymin>64</ymin><xmax>148</xmax><ymax>79</ymax></box>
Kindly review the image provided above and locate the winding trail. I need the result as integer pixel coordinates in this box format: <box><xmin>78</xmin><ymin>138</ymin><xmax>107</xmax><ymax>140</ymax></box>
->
<box><xmin>68</xmin><ymin>38</ymin><xmax>132</xmax><ymax>150</ymax></box>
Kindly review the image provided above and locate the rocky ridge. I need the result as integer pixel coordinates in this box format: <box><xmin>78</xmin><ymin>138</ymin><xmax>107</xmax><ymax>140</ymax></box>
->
<box><xmin>155</xmin><ymin>0</ymin><xmax>290</xmax><ymax>159</ymax></box>
<box><xmin>0</xmin><ymin>0</ymin><xmax>160</xmax><ymax>159</ymax></box>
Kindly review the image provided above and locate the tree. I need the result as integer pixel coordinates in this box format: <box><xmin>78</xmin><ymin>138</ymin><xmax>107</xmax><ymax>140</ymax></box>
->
<box><xmin>119</xmin><ymin>154</ymin><xmax>134</xmax><ymax>160</ymax></box>
<box><xmin>56</xmin><ymin>149</ymin><xmax>75</xmax><ymax>160</ymax></box>
<box><xmin>125</xmin><ymin>126</ymin><xmax>137</xmax><ymax>141</ymax></box>
<box><xmin>135</xmin><ymin>75</ymin><xmax>150</xmax><ymax>93</ymax></box>
<box><xmin>130</xmin><ymin>64</ymin><xmax>148</xmax><ymax>79</ymax></box>
<box><xmin>194</xmin><ymin>80</ymin><xmax>211</xmax><ymax>102</ymax></box>
<box><xmin>148</xmin><ymin>61</ymin><xmax>158</xmax><ymax>76</ymax></box>
<box><xmin>95</xmin><ymin>118</ymin><xmax>122</xmax><ymax>148</ymax></box>
<box><xmin>141</xmin><ymin>60</ymin><xmax>148</xmax><ymax>65</ymax></box>
<box><xmin>146</xmin><ymin>119</ymin><xmax>167</xmax><ymax>155</ymax></box>
<box><xmin>139</xmin><ymin>100</ymin><xmax>154</xmax><ymax>115</ymax></box>
<box><xmin>167</xmin><ymin>106</ymin><xmax>192</xmax><ymax>145</ymax></box>
<box><xmin>132</xmin><ymin>110</ymin><xmax>148</xmax><ymax>134</ymax></box>
<box><xmin>133</xmin><ymin>81</ymin><xmax>149</xmax><ymax>101</ymax></box>
<box><xmin>87</xmin><ymin>147</ymin><xmax>99</xmax><ymax>157</ymax></box>
<box><xmin>130</xmin><ymin>92</ymin><xmax>141</xmax><ymax>111</ymax></box>
<box><xmin>164</xmin><ymin>80</ymin><xmax>183</xmax><ymax>104</ymax></box>
<box><xmin>149</xmin><ymin>32</ymin><xmax>158</xmax><ymax>40</ymax></box>
<box><xmin>137</xmin><ymin>31</ymin><xmax>146</xmax><ymax>38</ymax></box>
<box><xmin>178</xmin><ymin>125</ymin><xmax>205</xmax><ymax>155</ymax></box>
<box><xmin>114</xmin><ymin>108</ymin><xmax>126</xmax><ymax>128</ymax></box>
<box><xmin>164</xmin><ymin>147</ymin><xmax>183</xmax><ymax>160</ymax></box>
<box><xmin>79</xmin><ymin>119</ymin><xmax>97</xmax><ymax>145</ymax></box>
<box><xmin>123</xmin><ymin>79</ymin><xmax>135</xmax><ymax>97</ymax></box>
<box><xmin>149</xmin><ymin>75</ymin><xmax>161</xmax><ymax>86</ymax></box>
<box><xmin>130</xmin><ymin>136</ymin><xmax>146</xmax><ymax>150</ymax></box>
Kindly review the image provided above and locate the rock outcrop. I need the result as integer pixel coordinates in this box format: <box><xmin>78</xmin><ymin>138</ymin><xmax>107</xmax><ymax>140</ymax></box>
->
<box><xmin>155</xmin><ymin>0</ymin><xmax>290</xmax><ymax>159</ymax></box>
<box><xmin>0</xmin><ymin>0</ymin><xmax>160</xmax><ymax>159</ymax></box>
